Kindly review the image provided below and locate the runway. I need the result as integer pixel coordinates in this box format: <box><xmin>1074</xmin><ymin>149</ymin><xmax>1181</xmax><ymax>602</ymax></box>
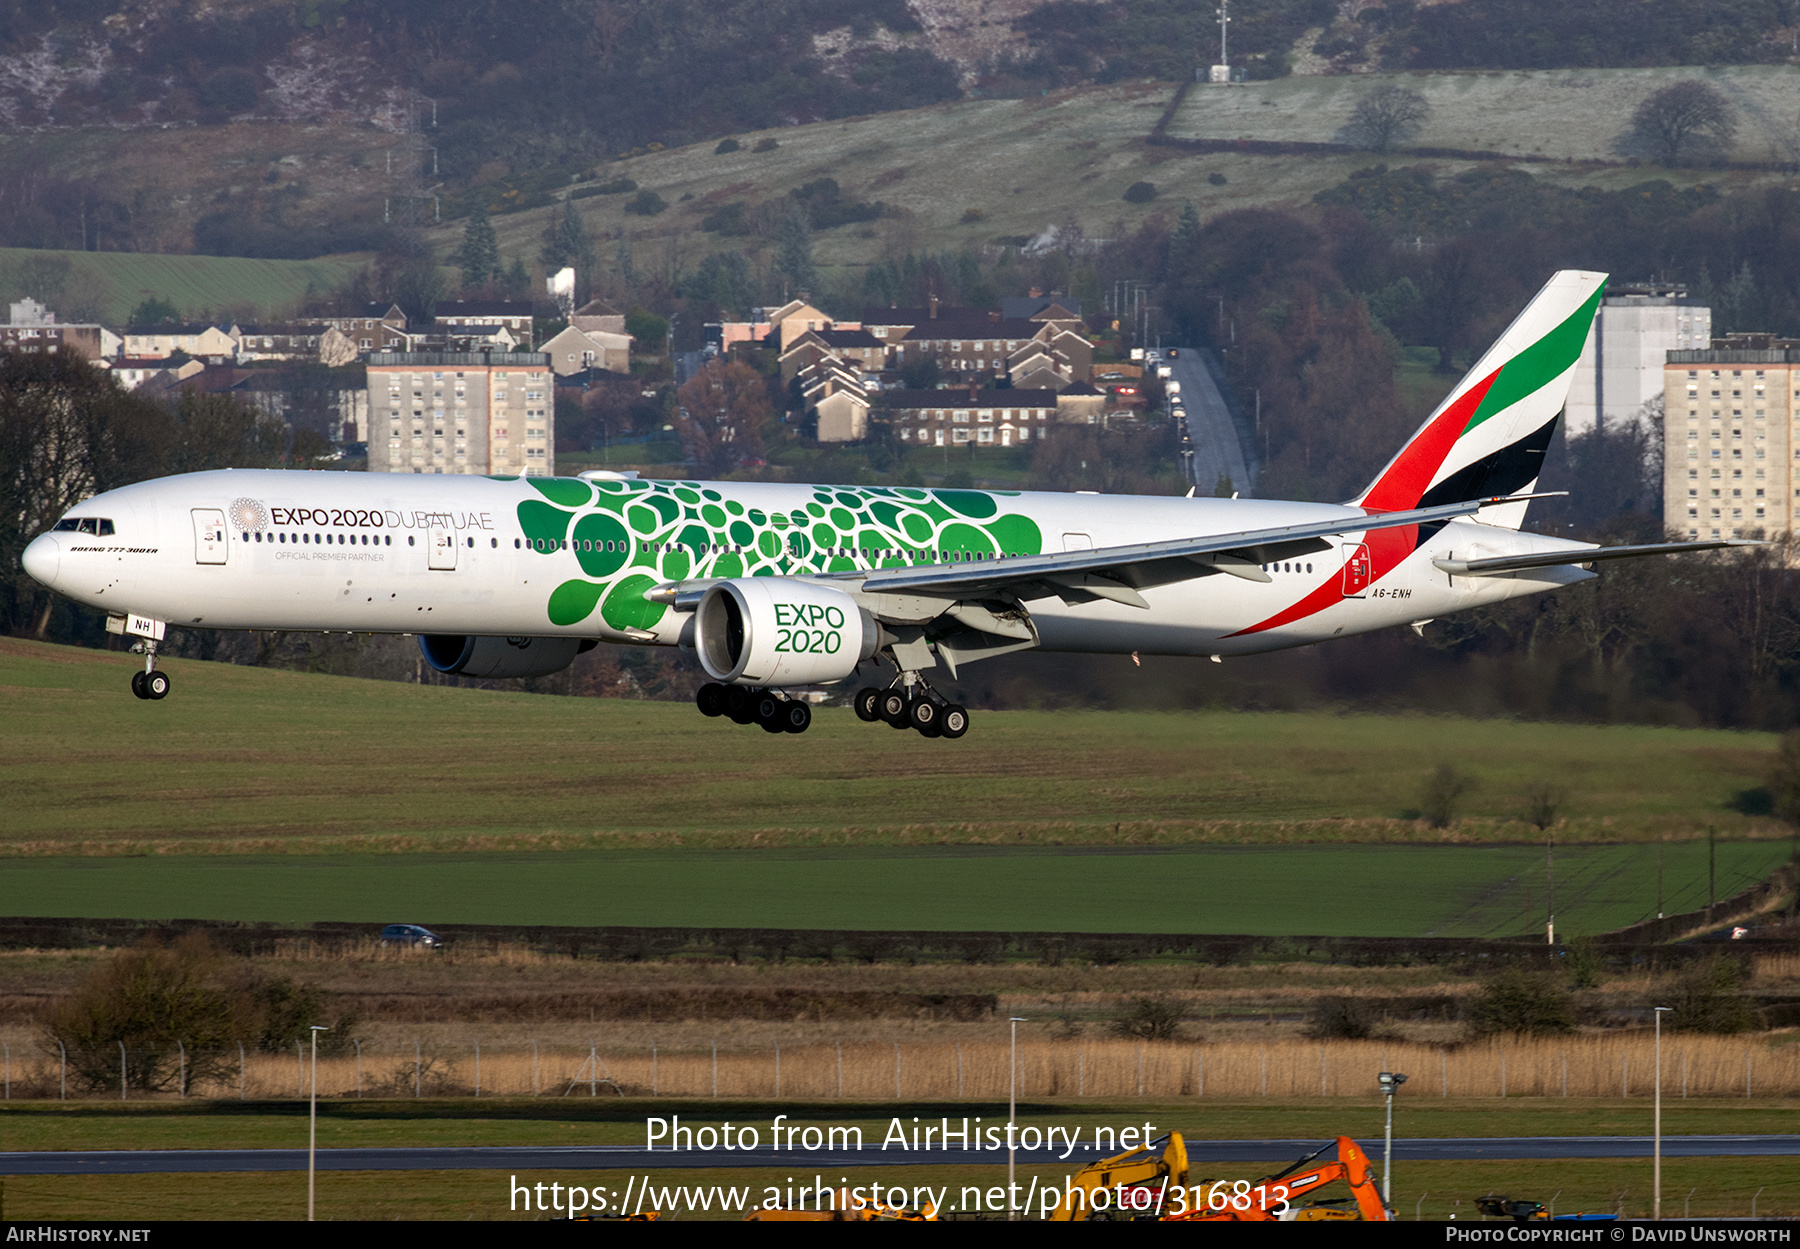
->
<box><xmin>5</xmin><ymin>1136</ymin><xmax>1797</xmax><ymax>1175</ymax></box>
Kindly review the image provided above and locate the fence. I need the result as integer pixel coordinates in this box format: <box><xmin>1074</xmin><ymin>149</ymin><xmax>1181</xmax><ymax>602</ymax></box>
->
<box><xmin>6</xmin><ymin>1034</ymin><xmax>1797</xmax><ymax>1102</ymax></box>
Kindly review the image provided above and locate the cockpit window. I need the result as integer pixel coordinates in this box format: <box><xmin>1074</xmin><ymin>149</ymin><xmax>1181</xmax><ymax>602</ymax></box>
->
<box><xmin>51</xmin><ymin>518</ymin><xmax>114</xmax><ymax>535</ymax></box>
<box><xmin>52</xmin><ymin>519</ymin><xmax>78</xmax><ymax>532</ymax></box>
<box><xmin>97</xmin><ymin>519</ymin><xmax>114</xmax><ymax>535</ymax></box>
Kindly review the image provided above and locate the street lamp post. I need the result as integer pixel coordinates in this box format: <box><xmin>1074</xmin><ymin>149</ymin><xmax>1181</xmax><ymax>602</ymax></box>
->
<box><xmin>309</xmin><ymin>1025</ymin><xmax>330</xmax><ymax>1222</ymax></box>
<box><xmin>1009</xmin><ymin>1017</ymin><xmax>1027</xmax><ymax>1221</ymax></box>
<box><xmin>1378</xmin><ymin>1071</ymin><xmax>1407</xmax><ymax>1211</ymax></box>
<box><xmin>1654</xmin><ymin>1007</ymin><xmax>1672</xmax><ymax>1220</ymax></box>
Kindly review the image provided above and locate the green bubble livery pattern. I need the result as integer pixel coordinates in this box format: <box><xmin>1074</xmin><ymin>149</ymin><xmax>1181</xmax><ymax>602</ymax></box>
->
<box><xmin>517</xmin><ymin>478</ymin><xmax>1046</xmax><ymax>631</ymax></box>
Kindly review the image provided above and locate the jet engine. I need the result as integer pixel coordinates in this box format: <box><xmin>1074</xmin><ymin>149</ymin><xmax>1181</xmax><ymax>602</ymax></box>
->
<box><xmin>418</xmin><ymin>634</ymin><xmax>596</xmax><ymax>679</ymax></box>
<box><xmin>694</xmin><ymin>578</ymin><xmax>878</xmax><ymax>686</ymax></box>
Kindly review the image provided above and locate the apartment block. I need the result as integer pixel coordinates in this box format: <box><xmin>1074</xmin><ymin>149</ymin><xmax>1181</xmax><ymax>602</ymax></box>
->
<box><xmin>1664</xmin><ymin>335</ymin><xmax>1800</xmax><ymax>542</ymax></box>
<box><xmin>366</xmin><ymin>351</ymin><xmax>554</xmax><ymax>476</ymax></box>
<box><xmin>1569</xmin><ymin>285</ymin><xmax>1710</xmax><ymax>436</ymax></box>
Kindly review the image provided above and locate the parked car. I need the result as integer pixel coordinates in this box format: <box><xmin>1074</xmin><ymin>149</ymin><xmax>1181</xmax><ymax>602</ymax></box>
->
<box><xmin>380</xmin><ymin>924</ymin><xmax>442</xmax><ymax>948</ymax></box>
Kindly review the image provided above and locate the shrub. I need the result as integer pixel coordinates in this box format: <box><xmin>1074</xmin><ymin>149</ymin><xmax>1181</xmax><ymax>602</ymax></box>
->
<box><xmin>624</xmin><ymin>190</ymin><xmax>668</xmax><ymax>216</ymax></box>
<box><xmin>1468</xmin><ymin>968</ymin><xmax>1575</xmax><ymax>1037</ymax></box>
<box><xmin>960</xmin><ymin>207</ymin><xmax>985</xmax><ymax>223</ymax></box>
<box><xmin>1669</xmin><ymin>956</ymin><xmax>1757</xmax><ymax>1034</ymax></box>
<box><xmin>1308</xmin><ymin>996</ymin><xmax>1377</xmax><ymax>1040</ymax></box>
<box><xmin>701</xmin><ymin>202</ymin><xmax>751</xmax><ymax>235</ymax></box>
<box><xmin>1523</xmin><ymin>781</ymin><xmax>1566</xmax><ymax>832</ymax></box>
<box><xmin>753</xmin><ymin>138</ymin><xmax>779</xmax><ymax>152</ymax></box>
<box><xmin>1208</xmin><ymin>172</ymin><xmax>1228</xmax><ymax>185</ymax></box>
<box><xmin>1122</xmin><ymin>181</ymin><xmax>1157</xmax><ymax>203</ymax></box>
<box><xmin>714</xmin><ymin>138</ymin><xmax>742</xmax><ymax>154</ymax></box>
<box><xmin>1110</xmin><ymin>995</ymin><xmax>1185</xmax><ymax>1042</ymax></box>
<box><xmin>1419</xmin><ymin>763</ymin><xmax>1474</xmax><ymax>829</ymax></box>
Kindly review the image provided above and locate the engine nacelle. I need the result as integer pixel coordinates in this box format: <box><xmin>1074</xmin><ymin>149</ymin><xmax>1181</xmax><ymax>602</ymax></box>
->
<box><xmin>695</xmin><ymin>578</ymin><xmax>877</xmax><ymax>686</ymax></box>
<box><xmin>419</xmin><ymin>634</ymin><xmax>595</xmax><ymax>679</ymax></box>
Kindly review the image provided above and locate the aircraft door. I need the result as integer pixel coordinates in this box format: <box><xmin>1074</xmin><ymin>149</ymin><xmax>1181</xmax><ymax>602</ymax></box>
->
<box><xmin>1341</xmin><ymin>543</ymin><xmax>1371</xmax><ymax>597</ymax></box>
<box><xmin>192</xmin><ymin>509</ymin><xmax>228</xmax><ymax>565</ymax></box>
<box><xmin>428</xmin><ymin>525</ymin><xmax>458</xmax><ymax>570</ymax></box>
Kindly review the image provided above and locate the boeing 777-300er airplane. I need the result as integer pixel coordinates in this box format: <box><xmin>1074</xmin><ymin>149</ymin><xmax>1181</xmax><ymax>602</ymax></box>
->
<box><xmin>22</xmin><ymin>270</ymin><xmax>1748</xmax><ymax>739</ymax></box>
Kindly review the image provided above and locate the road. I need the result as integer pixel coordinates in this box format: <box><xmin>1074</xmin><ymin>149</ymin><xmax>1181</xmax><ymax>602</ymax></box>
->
<box><xmin>1160</xmin><ymin>348</ymin><xmax>1253</xmax><ymax>498</ymax></box>
<box><xmin>5</xmin><ymin>1136</ymin><xmax>1797</xmax><ymax>1175</ymax></box>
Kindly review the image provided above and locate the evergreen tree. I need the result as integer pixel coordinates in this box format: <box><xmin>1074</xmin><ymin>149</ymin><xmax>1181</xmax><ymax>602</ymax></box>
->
<box><xmin>775</xmin><ymin>202</ymin><xmax>817</xmax><ymax>296</ymax></box>
<box><xmin>455</xmin><ymin>208</ymin><xmax>500</xmax><ymax>290</ymax></box>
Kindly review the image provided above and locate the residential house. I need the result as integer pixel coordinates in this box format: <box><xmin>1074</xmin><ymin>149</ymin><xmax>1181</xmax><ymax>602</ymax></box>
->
<box><xmin>879</xmin><ymin>387</ymin><xmax>1065</xmax><ymax>448</ymax></box>
<box><xmin>118</xmin><ymin>323</ymin><xmax>238</xmax><ymax>361</ymax></box>
<box><xmin>571</xmin><ymin>298</ymin><xmax>627</xmax><ymax>337</ymax></box>
<box><xmin>231</xmin><ymin>323</ymin><xmax>329</xmax><ymax>362</ymax></box>
<box><xmin>432</xmin><ymin>300</ymin><xmax>535</xmax><ymax>347</ymax></box>
<box><xmin>779</xmin><ymin>327</ymin><xmax>885</xmax><ymax>384</ymax></box>
<box><xmin>542</xmin><ymin>323</ymin><xmax>632</xmax><ymax>377</ymax></box>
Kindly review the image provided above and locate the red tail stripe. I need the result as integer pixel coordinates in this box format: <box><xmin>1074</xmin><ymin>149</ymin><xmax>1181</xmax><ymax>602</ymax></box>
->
<box><xmin>1358</xmin><ymin>367</ymin><xmax>1500</xmax><ymax>511</ymax></box>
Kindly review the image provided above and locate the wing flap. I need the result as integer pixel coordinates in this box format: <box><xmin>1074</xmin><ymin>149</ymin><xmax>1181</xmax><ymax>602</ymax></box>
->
<box><xmin>1432</xmin><ymin>538</ymin><xmax>1761</xmax><ymax>577</ymax></box>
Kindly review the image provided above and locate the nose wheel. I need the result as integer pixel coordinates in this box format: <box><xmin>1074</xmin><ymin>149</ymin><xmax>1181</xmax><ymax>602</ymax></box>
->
<box><xmin>129</xmin><ymin>640</ymin><xmax>169</xmax><ymax>700</ymax></box>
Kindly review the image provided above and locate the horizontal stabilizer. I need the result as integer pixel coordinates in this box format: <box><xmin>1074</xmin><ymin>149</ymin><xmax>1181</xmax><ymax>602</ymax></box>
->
<box><xmin>1432</xmin><ymin>539</ymin><xmax>1762</xmax><ymax>578</ymax></box>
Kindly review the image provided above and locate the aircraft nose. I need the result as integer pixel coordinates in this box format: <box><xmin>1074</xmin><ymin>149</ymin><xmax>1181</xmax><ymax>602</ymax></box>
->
<box><xmin>22</xmin><ymin>533</ymin><xmax>60</xmax><ymax>588</ymax></box>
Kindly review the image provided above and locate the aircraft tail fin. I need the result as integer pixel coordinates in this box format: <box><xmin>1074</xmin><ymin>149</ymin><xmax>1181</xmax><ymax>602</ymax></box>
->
<box><xmin>1352</xmin><ymin>269</ymin><xmax>1606</xmax><ymax>530</ymax></box>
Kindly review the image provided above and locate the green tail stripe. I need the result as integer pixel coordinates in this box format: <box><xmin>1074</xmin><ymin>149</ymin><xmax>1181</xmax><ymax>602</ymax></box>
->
<box><xmin>1463</xmin><ymin>285</ymin><xmax>1605</xmax><ymax>434</ymax></box>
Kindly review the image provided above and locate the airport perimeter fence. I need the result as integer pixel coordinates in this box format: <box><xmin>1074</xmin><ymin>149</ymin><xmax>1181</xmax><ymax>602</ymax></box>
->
<box><xmin>5</xmin><ymin>1035</ymin><xmax>1796</xmax><ymax>1103</ymax></box>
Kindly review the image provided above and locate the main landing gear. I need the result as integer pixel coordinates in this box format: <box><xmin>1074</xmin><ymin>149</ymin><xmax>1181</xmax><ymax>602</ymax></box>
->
<box><xmin>129</xmin><ymin>640</ymin><xmax>169</xmax><ymax>700</ymax></box>
<box><xmin>853</xmin><ymin>677</ymin><xmax>968</xmax><ymax>740</ymax></box>
<box><xmin>695</xmin><ymin>682</ymin><xmax>812</xmax><ymax>734</ymax></box>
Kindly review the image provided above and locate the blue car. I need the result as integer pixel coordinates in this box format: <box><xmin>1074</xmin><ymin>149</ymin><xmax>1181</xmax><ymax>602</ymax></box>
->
<box><xmin>380</xmin><ymin>924</ymin><xmax>442</xmax><ymax>948</ymax></box>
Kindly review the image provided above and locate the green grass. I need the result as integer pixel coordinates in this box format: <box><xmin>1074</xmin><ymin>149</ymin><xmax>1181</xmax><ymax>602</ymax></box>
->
<box><xmin>5</xmin><ymin>1098</ymin><xmax>1795</xmax><ymax>1153</ymax></box>
<box><xmin>0</xmin><ymin>247</ymin><xmax>370</xmax><ymax>323</ymax></box>
<box><xmin>0</xmin><ymin>841</ymin><xmax>1784</xmax><ymax>936</ymax></box>
<box><xmin>0</xmin><ymin>636</ymin><xmax>1787</xmax><ymax>934</ymax></box>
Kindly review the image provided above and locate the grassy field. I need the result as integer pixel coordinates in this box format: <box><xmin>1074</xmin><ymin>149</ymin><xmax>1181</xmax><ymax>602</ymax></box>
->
<box><xmin>0</xmin><ymin>636</ymin><xmax>1787</xmax><ymax>934</ymax></box>
<box><xmin>0</xmin><ymin>841</ymin><xmax>1783</xmax><ymax>935</ymax></box>
<box><xmin>0</xmin><ymin>248</ymin><xmax>370</xmax><ymax>324</ymax></box>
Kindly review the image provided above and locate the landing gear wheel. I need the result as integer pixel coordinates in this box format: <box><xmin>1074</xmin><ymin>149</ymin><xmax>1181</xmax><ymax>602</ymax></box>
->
<box><xmin>908</xmin><ymin>699</ymin><xmax>939</xmax><ymax>734</ymax></box>
<box><xmin>754</xmin><ymin>691</ymin><xmax>787</xmax><ymax>733</ymax></box>
<box><xmin>853</xmin><ymin>687</ymin><xmax>882</xmax><ymax>722</ymax></box>
<box><xmin>724</xmin><ymin>685</ymin><xmax>757</xmax><ymax>725</ymax></box>
<box><xmin>939</xmin><ymin>703</ymin><xmax>969</xmax><ymax>739</ymax></box>
<box><xmin>143</xmin><ymin>670</ymin><xmax>171</xmax><ymax>700</ymax></box>
<box><xmin>781</xmin><ymin>701</ymin><xmax>812</xmax><ymax>734</ymax></box>
<box><xmin>878</xmin><ymin>690</ymin><xmax>910</xmax><ymax>729</ymax></box>
<box><xmin>130</xmin><ymin>671</ymin><xmax>149</xmax><ymax>699</ymax></box>
<box><xmin>695</xmin><ymin>683</ymin><xmax>726</xmax><ymax>717</ymax></box>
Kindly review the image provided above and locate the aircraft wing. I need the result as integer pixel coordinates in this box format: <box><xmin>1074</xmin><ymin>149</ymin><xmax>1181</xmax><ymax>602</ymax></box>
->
<box><xmin>853</xmin><ymin>496</ymin><xmax>1521</xmax><ymax>607</ymax></box>
<box><xmin>1431</xmin><ymin>538</ymin><xmax>1762</xmax><ymax>578</ymax></box>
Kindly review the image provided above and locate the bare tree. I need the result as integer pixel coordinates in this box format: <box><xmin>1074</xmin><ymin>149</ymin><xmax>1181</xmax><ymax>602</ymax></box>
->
<box><xmin>1630</xmin><ymin>81</ymin><xmax>1738</xmax><ymax>166</ymax></box>
<box><xmin>1344</xmin><ymin>85</ymin><xmax>1430</xmax><ymax>154</ymax></box>
<box><xmin>674</xmin><ymin>359</ymin><xmax>771</xmax><ymax>479</ymax></box>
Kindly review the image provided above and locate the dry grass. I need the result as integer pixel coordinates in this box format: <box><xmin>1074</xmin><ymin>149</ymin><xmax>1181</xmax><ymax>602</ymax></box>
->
<box><xmin>6</xmin><ymin>1033</ymin><xmax>1795</xmax><ymax>1103</ymax></box>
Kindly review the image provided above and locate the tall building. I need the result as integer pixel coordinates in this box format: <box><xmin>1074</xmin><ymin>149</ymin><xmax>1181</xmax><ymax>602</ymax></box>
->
<box><xmin>366</xmin><ymin>351</ymin><xmax>554</xmax><ymax>476</ymax></box>
<box><xmin>1664</xmin><ymin>335</ymin><xmax>1800</xmax><ymax>542</ymax></box>
<box><xmin>1568</xmin><ymin>285</ymin><xmax>1710</xmax><ymax>436</ymax></box>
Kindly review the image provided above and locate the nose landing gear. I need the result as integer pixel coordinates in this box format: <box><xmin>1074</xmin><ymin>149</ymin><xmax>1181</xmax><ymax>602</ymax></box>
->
<box><xmin>128</xmin><ymin>640</ymin><xmax>169</xmax><ymax>700</ymax></box>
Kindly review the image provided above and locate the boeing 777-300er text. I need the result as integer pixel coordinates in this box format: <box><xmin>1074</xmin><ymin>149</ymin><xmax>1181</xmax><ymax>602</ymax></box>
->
<box><xmin>22</xmin><ymin>270</ymin><xmax>1748</xmax><ymax>738</ymax></box>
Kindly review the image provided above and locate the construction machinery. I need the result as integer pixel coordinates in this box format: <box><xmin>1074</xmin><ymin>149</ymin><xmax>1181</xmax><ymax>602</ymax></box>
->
<box><xmin>1049</xmin><ymin>1132</ymin><xmax>1189</xmax><ymax>1221</ymax></box>
<box><xmin>1173</xmin><ymin>1136</ymin><xmax>1391</xmax><ymax>1222</ymax></box>
<box><xmin>1476</xmin><ymin>1195</ymin><xmax>1617</xmax><ymax>1223</ymax></box>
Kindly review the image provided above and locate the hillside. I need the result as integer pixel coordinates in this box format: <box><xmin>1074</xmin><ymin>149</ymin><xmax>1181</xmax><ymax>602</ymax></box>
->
<box><xmin>433</xmin><ymin>65</ymin><xmax>1800</xmax><ymax>288</ymax></box>
<box><xmin>0</xmin><ymin>247</ymin><xmax>369</xmax><ymax>324</ymax></box>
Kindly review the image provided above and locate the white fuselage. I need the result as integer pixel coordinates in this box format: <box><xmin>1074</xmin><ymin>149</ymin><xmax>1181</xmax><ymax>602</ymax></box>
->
<box><xmin>23</xmin><ymin>469</ymin><xmax>1595</xmax><ymax>662</ymax></box>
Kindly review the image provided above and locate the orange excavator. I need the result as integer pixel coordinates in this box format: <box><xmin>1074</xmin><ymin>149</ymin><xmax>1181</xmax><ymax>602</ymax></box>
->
<box><xmin>1172</xmin><ymin>1136</ymin><xmax>1391</xmax><ymax>1222</ymax></box>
